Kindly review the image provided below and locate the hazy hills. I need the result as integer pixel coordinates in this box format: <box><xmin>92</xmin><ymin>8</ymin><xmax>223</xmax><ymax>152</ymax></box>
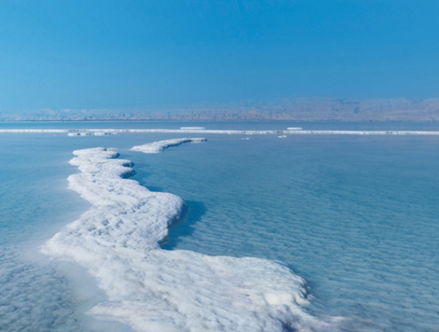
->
<box><xmin>2</xmin><ymin>98</ymin><xmax>439</xmax><ymax>122</ymax></box>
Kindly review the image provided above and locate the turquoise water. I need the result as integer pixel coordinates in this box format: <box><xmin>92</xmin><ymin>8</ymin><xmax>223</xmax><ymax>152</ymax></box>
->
<box><xmin>1</xmin><ymin>122</ymin><xmax>439</xmax><ymax>331</ymax></box>
<box><xmin>139</xmin><ymin>134</ymin><xmax>439</xmax><ymax>331</ymax></box>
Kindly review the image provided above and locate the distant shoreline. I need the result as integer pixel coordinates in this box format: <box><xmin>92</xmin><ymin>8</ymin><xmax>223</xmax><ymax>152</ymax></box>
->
<box><xmin>3</xmin><ymin>119</ymin><xmax>439</xmax><ymax>123</ymax></box>
<box><xmin>2</xmin><ymin>128</ymin><xmax>439</xmax><ymax>136</ymax></box>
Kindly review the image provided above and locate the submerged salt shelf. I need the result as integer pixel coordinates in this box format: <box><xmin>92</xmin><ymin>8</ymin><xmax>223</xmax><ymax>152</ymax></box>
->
<box><xmin>131</xmin><ymin>138</ymin><xmax>207</xmax><ymax>154</ymax></box>
<box><xmin>2</xmin><ymin>128</ymin><xmax>439</xmax><ymax>135</ymax></box>
<box><xmin>41</xmin><ymin>146</ymin><xmax>332</xmax><ymax>332</ymax></box>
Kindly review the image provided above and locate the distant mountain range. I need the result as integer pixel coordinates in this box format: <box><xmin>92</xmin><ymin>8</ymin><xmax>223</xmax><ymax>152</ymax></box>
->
<box><xmin>3</xmin><ymin>98</ymin><xmax>439</xmax><ymax>121</ymax></box>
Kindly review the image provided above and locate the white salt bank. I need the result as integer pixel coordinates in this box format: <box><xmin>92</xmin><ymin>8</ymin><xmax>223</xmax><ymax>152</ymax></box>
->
<box><xmin>131</xmin><ymin>138</ymin><xmax>207</xmax><ymax>154</ymax></box>
<box><xmin>42</xmin><ymin>145</ymin><xmax>334</xmax><ymax>332</ymax></box>
<box><xmin>180</xmin><ymin>126</ymin><xmax>206</xmax><ymax>130</ymax></box>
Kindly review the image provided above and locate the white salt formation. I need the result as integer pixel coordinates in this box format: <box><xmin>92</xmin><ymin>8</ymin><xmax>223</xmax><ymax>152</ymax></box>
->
<box><xmin>42</xmin><ymin>147</ymin><xmax>332</xmax><ymax>332</ymax></box>
<box><xmin>179</xmin><ymin>126</ymin><xmax>206</xmax><ymax>130</ymax></box>
<box><xmin>131</xmin><ymin>138</ymin><xmax>207</xmax><ymax>154</ymax></box>
<box><xmin>2</xmin><ymin>128</ymin><xmax>439</xmax><ymax>136</ymax></box>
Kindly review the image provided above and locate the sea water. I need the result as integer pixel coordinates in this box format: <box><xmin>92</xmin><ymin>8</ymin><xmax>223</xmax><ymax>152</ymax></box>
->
<box><xmin>0</xmin><ymin>122</ymin><xmax>438</xmax><ymax>331</ymax></box>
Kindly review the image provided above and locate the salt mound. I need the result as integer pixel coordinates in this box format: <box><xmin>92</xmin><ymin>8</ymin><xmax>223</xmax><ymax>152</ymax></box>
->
<box><xmin>42</xmin><ymin>147</ymin><xmax>332</xmax><ymax>331</ymax></box>
<box><xmin>131</xmin><ymin>138</ymin><xmax>207</xmax><ymax>154</ymax></box>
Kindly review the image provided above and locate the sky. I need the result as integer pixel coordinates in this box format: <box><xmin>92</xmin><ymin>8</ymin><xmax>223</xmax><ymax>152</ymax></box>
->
<box><xmin>0</xmin><ymin>0</ymin><xmax>439</xmax><ymax>112</ymax></box>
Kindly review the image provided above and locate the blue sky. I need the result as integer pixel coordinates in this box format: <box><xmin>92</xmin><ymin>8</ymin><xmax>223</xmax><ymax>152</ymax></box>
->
<box><xmin>1</xmin><ymin>0</ymin><xmax>439</xmax><ymax>111</ymax></box>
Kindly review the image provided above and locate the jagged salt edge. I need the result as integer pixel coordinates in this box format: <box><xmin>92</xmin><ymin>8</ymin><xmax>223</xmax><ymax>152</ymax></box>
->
<box><xmin>41</xmin><ymin>147</ymin><xmax>332</xmax><ymax>332</ymax></box>
<box><xmin>131</xmin><ymin>138</ymin><xmax>207</xmax><ymax>154</ymax></box>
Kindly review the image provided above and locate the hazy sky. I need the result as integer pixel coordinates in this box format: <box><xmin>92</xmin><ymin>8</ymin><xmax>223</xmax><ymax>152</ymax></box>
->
<box><xmin>1</xmin><ymin>0</ymin><xmax>439</xmax><ymax>111</ymax></box>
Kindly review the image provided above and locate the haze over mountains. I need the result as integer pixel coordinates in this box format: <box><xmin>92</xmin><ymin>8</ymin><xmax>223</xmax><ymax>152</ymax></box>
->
<box><xmin>3</xmin><ymin>98</ymin><xmax>439</xmax><ymax>122</ymax></box>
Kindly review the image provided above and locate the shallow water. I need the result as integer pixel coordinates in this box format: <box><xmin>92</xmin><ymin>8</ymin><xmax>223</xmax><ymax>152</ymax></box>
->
<box><xmin>133</xmin><ymin>134</ymin><xmax>439</xmax><ymax>331</ymax></box>
<box><xmin>0</xmin><ymin>123</ymin><xmax>438</xmax><ymax>331</ymax></box>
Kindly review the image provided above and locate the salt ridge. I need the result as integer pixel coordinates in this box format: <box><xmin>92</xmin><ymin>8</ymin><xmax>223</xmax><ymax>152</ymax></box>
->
<box><xmin>41</xmin><ymin>146</ymin><xmax>333</xmax><ymax>332</ymax></box>
<box><xmin>131</xmin><ymin>138</ymin><xmax>207</xmax><ymax>154</ymax></box>
<box><xmin>2</xmin><ymin>128</ymin><xmax>439</xmax><ymax>135</ymax></box>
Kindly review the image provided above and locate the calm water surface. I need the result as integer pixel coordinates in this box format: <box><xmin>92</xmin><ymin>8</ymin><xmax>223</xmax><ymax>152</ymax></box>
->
<box><xmin>0</xmin><ymin>122</ymin><xmax>438</xmax><ymax>331</ymax></box>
